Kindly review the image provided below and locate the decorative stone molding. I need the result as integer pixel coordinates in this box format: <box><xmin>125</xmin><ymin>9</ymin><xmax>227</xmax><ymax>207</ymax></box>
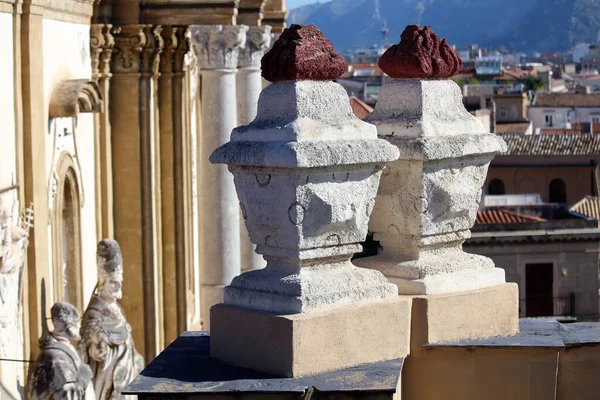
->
<box><xmin>238</xmin><ymin>25</ymin><xmax>271</xmax><ymax>69</ymax></box>
<box><xmin>49</xmin><ymin>80</ymin><xmax>104</xmax><ymax>118</ymax></box>
<box><xmin>141</xmin><ymin>25</ymin><xmax>164</xmax><ymax>75</ymax></box>
<box><xmin>237</xmin><ymin>0</ymin><xmax>267</xmax><ymax>26</ymax></box>
<box><xmin>190</xmin><ymin>25</ymin><xmax>246</xmax><ymax>70</ymax></box>
<box><xmin>112</xmin><ymin>25</ymin><xmax>147</xmax><ymax>74</ymax></box>
<box><xmin>159</xmin><ymin>26</ymin><xmax>190</xmax><ymax>73</ymax></box>
<box><xmin>91</xmin><ymin>24</ymin><xmax>120</xmax><ymax>79</ymax></box>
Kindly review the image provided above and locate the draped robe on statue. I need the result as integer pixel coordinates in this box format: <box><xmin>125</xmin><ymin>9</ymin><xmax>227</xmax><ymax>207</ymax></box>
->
<box><xmin>28</xmin><ymin>335</ymin><xmax>92</xmax><ymax>400</ymax></box>
<box><xmin>79</xmin><ymin>295</ymin><xmax>143</xmax><ymax>400</ymax></box>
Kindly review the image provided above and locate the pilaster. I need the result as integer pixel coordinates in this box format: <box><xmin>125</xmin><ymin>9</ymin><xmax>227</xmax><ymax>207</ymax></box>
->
<box><xmin>158</xmin><ymin>25</ymin><xmax>190</xmax><ymax>345</ymax></box>
<box><xmin>91</xmin><ymin>24</ymin><xmax>118</xmax><ymax>241</ymax></box>
<box><xmin>236</xmin><ymin>25</ymin><xmax>271</xmax><ymax>273</ymax></box>
<box><xmin>190</xmin><ymin>24</ymin><xmax>245</xmax><ymax>328</ymax></box>
<box><xmin>237</xmin><ymin>0</ymin><xmax>266</xmax><ymax>26</ymax></box>
<box><xmin>110</xmin><ymin>24</ymin><xmax>163</xmax><ymax>361</ymax></box>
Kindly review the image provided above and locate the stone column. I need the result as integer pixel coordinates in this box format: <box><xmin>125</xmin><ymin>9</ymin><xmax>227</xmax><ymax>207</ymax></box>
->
<box><xmin>158</xmin><ymin>26</ymin><xmax>190</xmax><ymax>344</ymax></box>
<box><xmin>190</xmin><ymin>25</ymin><xmax>246</xmax><ymax>328</ymax></box>
<box><xmin>236</xmin><ymin>25</ymin><xmax>271</xmax><ymax>272</ymax></box>
<box><xmin>209</xmin><ymin>24</ymin><xmax>409</xmax><ymax>378</ymax></box>
<box><xmin>91</xmin><ymin>24</ymin><xmax>118</xmax><ymax>240</ymax></box>
<box><xmin>111</xmin><ymin>25</ymin><xmax>163</xmax><ymax>360</ymax></box>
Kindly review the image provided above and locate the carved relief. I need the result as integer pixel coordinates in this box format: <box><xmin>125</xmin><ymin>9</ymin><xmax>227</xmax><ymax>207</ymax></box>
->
<box><xmin>0</xmin><ymin>188</ymin><xmax>33</xmax><ymax>359</ymax></box>
<box><xmin>190</xmin><ymin>25</ymin><xmax>246</xmax><ymax>70</ymax></box>
<box><xmin>141</xmin><ymin>25</ymin><xmax>164</xmax><ymax>75</ymax></box>
<box><xmin>238</xmin><ymin>25</ymin><xmax>272</xmax><ymax>68</ymax></box>
<box><xmin>112</xmin><ymin>25</ymin><xmax>147</xmax><ymax>74</ymax></box>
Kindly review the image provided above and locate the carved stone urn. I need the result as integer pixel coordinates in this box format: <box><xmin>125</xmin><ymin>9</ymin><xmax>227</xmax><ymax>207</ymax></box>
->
<box><xmin>210</xmin><ymin>25</ymin><xmax>400</xmax><ymax>314</ymax></box>
<box><xmin>355</xmin><ymin>25</ymin><xmax>508</xmax><ymax>295</ymax></box>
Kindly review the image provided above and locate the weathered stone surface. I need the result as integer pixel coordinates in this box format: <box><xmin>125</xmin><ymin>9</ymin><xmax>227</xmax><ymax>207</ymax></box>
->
<box><xmin>210</xmin><ymin>80</ymin><xmax>399</xmax><ymax>314</ymax></box>
<box><xmin>29</xmin><ymin>302</ymin><xmax>92</xmax><ymax>400</ymax></box>
<box><xmin>378</xmin><ymin>25</ymin><xmax>462</xmax><ymax>79</ymax></box>
<box><xmin>79</xmin><ymin>239</ymin><xmax>144</xmax><ymax>400</ymax></box>
<box><xmin>355</xmin><ymin>79</ymin><xmax>507</xmax><ymax>295</ymax></box>
<box><xmin>261</xmin><ymin>24</ymin><xmax>347</xmax><ymax>82</ymax></box>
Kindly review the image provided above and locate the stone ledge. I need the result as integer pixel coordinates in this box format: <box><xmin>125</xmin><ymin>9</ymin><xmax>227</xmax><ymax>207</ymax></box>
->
<box><xmin>210</xmin><ymin>298</ymin><xmax>412</xmax><ymax>378</ymax></box>
<box><xmin>124</xmin><ymin>332</ymin><xmax>403</xmax><ymax>399</ymax></box>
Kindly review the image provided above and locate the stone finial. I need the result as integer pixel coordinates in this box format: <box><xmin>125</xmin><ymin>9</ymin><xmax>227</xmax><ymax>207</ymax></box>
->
<box><xmin>190</xmin><ymin>25</ymin><xmax>246</xmax><ymax>70</ymax></box>
<box><xmin>378</xmin><ymin>25</ymin><xmax>462</xmax><ymax>79</ymax></box>
<box><xmin>238</xmin><ymin>25</ymin><xmax>272</xmax><ymax>68</ymax></box>
<box><xmin>261</xmin><ymin>24</ymin><xmax>348</xmax><ymax>82</ymax></box>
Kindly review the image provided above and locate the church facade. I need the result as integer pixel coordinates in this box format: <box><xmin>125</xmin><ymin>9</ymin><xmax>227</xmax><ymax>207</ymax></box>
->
<box><xmin>0</xmin><ymin>0</ymin><xmax>287</xmax><ymax>397</ymax></box>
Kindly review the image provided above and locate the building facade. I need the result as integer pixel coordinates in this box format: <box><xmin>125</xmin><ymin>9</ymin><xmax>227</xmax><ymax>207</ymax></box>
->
<box><xmin>0</xmin><ymin>0</ymin><xmax>287</xmax><ymax>398</ymax></box>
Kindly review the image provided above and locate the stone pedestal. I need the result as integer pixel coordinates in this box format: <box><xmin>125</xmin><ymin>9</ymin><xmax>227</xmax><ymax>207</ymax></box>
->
<box><xmin>236</xmin><ymin>26</ymin><xmax>271</xmax><ymax>273</ymax></box>
<box><xmin>355</xmin><ymin>80</ymin><xmax>508</xmax><ymax>295</ymax></box>
<box><xmin>209</xmin><ymin>77</ymin><xmax>407</xmax><ymax>377</ymax></box>
<box><xmin>190</xmin><ymin>25</ymin><xmax>246</xmax><ymax>328</ymax></box>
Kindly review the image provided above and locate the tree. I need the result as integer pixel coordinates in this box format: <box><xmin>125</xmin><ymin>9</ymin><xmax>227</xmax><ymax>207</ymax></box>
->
<box><xmin>523</xmin><ymin>75</ymin><xmax>545</xmax><ymax>91</ymax></box>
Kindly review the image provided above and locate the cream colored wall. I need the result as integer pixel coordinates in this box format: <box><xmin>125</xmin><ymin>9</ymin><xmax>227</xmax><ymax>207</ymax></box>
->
<box><xmin>42</xmin><ymin>19</ymin><xmax>97</xmax><ymax>307</ymax></box>
<box><xmin>0</xmin><ymin>12</ymin><xmax>16</xmax><ymax>189</ymax></box>
<box><xmin>0</xmin><ymin>11</ymin><xmax>24</xmax><ymax>400</ymax></box>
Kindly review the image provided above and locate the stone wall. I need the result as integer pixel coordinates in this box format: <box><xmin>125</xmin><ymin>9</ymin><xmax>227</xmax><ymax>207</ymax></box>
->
<box><xmin>464</xmin><ymin>240</ymin><xmax>600</xmax><ymax>317</ymax></box>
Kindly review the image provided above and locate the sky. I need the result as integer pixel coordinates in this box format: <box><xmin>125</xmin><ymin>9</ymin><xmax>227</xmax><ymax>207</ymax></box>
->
<box><xmin>287</xmin><ymin>0</ymin><xmax>317</xmax><ymax>9</ymax></box>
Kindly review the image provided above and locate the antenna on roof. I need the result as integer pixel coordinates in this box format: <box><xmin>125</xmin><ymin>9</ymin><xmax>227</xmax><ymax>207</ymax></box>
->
<box><xmin>381</xmin><ymin>20</ymin><xmax>389</xmax><ymax>47</ymax></box>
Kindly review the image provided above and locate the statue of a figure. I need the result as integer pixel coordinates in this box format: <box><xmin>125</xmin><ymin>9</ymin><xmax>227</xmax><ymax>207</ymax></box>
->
<box><xmin>0</xmin><ymin>190</ymin><xmax>33</xmax><ymax>357</ymax></box>
<box><xmin>28</xmin><ymin>301</ymin><xmax>93</xmax><ymax>400</ymax></box>
<box><xmin>79</xmin><ymin>239</ymin><xmax>144</xmax><ymax>400</ymax></box>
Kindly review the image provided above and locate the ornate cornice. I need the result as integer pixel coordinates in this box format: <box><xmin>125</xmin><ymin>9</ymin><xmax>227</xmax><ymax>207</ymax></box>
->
<box><xmin>238</xmin><ymin>25</ymin><xmax>271</xmax><ymax>69</ymax></box>
<box><xmin>190</xmin><ymin>25</ymin><xmax>246</xmax><ymax>70</ymax></box>
<box><xmin>49</xmin><ymin>80</ymin><xmax>104</xmax><ymax>118</ymax></box>
<box><xmin>112</xmin><ymin>25</ymin><xmax>147</xmax><ymax>74</ymax></box>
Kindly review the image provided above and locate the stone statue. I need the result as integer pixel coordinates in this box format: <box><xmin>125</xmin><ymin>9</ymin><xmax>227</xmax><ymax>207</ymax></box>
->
<box><xmin>0</xmin><ymin>189</ymin><xmax>33</xmax><ymax>357</ymax></box>
<box><xmin>79</xmin><ymin>239</ymin><xmax>144</xmax><ymax>400</ymax></box>
<box><xmin>28</xmin><ymin>299</ymin><xmax>93</xmax><ymax>400</ymax></box>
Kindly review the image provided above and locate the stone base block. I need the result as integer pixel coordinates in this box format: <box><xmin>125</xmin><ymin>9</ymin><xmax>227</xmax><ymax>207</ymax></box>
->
<box><xmin>409</xmin><ymin>283</ymin><xmax>519</xmax><ymax>348</ymax></box>
<box><xmin>392</xmin><ymin>267</ymin><xmax>506</xmax><ymax>295</ymax></box>
<box><xmin>210</xmin><ymin>297</ymin><xmax>412</xmax><ymax>378</ymax></box>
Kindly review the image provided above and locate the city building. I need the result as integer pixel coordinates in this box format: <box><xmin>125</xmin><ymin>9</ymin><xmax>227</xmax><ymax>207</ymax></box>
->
<box><xmin>528</xmin><ymin>93</ymin><xmax>600</xmax><ymax>132</ymax></box>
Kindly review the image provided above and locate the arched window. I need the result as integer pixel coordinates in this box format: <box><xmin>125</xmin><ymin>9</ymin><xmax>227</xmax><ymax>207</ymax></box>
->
<box><xmin>549</xmin><ymin>179</ymin><xmax>567</xmax><ymax>204</ymax></box>
<box><xmin>488</xmin><ymin>179</ymin><xmax>506</xmax><ymax>195</ymax></box>
<box><xmin>52</xmin><ymin>156</ymin><xmax>83</xmax><ymax>310</ymax></box>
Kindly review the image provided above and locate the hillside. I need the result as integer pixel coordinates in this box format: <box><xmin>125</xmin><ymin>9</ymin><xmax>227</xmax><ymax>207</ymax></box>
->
<box><xmin>289</xmin><ymin>0</ymin><xmax>600</xmax><ymax>53</ymax></box>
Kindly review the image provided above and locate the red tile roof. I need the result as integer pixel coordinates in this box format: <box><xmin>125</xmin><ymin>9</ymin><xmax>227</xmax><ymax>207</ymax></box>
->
<box><xmin>540</xmin><ymin>128</ymin><xmax>582</xmax><ymax>134</ymax></box>
<box><xmin>570</xmin><ymin>196</ymin><xmax>600</xmax><ymax>223</ymax></box>
<box><xmin>349</xmin><ymin>97</ymin><xmax>373</xmax><ymax>120</ymax></box>
<box><xmin>532</xmin><ymin>93</ymin><xmax>600</xmax><ymax>107</ymax></box>
<box><xmin>476</xmin><ymin>210</ymin><xmax>547</xmax><ymax>224</ymax></box>
<box><xmin>498</xmin><ymin>133</ymin><xmax>600</xmax><ymax>155</ymax></box>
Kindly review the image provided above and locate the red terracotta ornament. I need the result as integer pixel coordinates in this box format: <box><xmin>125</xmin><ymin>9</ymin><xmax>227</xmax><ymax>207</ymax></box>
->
<box><xmin>261</xmin><ymin>24</ymin><xmax>348</xmax><ymax>82</ymax></box>
<box><xmin>379</xmin><ymin>25</ymin><xmax>462</xmax><ymax>79</ymax></box>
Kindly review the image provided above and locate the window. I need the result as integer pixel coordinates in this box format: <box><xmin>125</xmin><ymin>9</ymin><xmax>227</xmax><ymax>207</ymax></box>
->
<box><xmin>545</xmin><ymin>114</ymin><xmax>554</xmax><ymax>127</ymax></box>
<box><xmin>592</xmin><ymin>117</ymin><xmax>600</xmax><ymax>124</ymax></box>
<box><xmin>549</xmin><ymin>179</ymin><xmax>567</xmax><ymax>204</ymax></box>
<box><xmin>488</xmin><ymin>179</ymin><xmax>506</xmax><ymax>195</ymax></box>
<box><xmin>509</xmin><ymin>105</ymin><xmax>519</xmax><ymax>120</ymax></box>
<box><xmin>499</xmin><ymin>107</ymin><xmax>507</xmax><ymax>119</ymax></box>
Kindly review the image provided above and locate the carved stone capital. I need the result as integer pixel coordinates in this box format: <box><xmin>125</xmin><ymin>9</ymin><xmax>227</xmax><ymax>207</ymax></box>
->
<box><xmin>190</xmin><ymin>25</ymin><xmax>246</xmax><ymax>70</ymax></box>
<box><xmin>112</xmin><ymin>25</ymin><xmax>147</xmax><ymax>74</ymax></box>
<box><xmin>141</xmin><ymin>25</ymin><xmax>164</xmax><ymax>75</ymax></box>
<box><xmin>238</xmin><ymin>25</ymin><xmax>271</xmax><ymax>68</ymax></box>
<box><xmin>92</xmin><ymin>24</ymin><xmax>119</xmax><ymax>79</ymax></box>
<box><xmin>159</xmin><ymin>26</ymin><xmax>190</xmax><ymax>74</ymax></box>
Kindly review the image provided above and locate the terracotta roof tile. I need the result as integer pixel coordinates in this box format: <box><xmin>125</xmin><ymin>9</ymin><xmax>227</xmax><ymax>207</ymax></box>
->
<box><xmin>476</xmin><ymin>210</ymin><xmax>547</xmax><ymax>224</ymax></box>
<box><xmin>532</xmin><ymin>93</ymin><xmax>600</xmax><ymax>107</ymax></box>
<box><xmin>498</xmin><ymin>133</ymin><xmax>600</xmax><ymax>155</ymax></box>
<box><xmin>570</xmin><ymin>196</ymin><xmax>600</xmax><ymax>223</ymax></box>
<box><xmin>349</xmin><ymin>97</ymin><xmax>373</xmax><ymax>120</ymax></box>
<box><xmin>540</xmin><ymin>128</ymin><xmax>582</xmax><ymax>134</ymax></box>
<box><xmin>495</xmin><ymin>122</ymin><xmax>531</xmax><ymax>134</ymax></box>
